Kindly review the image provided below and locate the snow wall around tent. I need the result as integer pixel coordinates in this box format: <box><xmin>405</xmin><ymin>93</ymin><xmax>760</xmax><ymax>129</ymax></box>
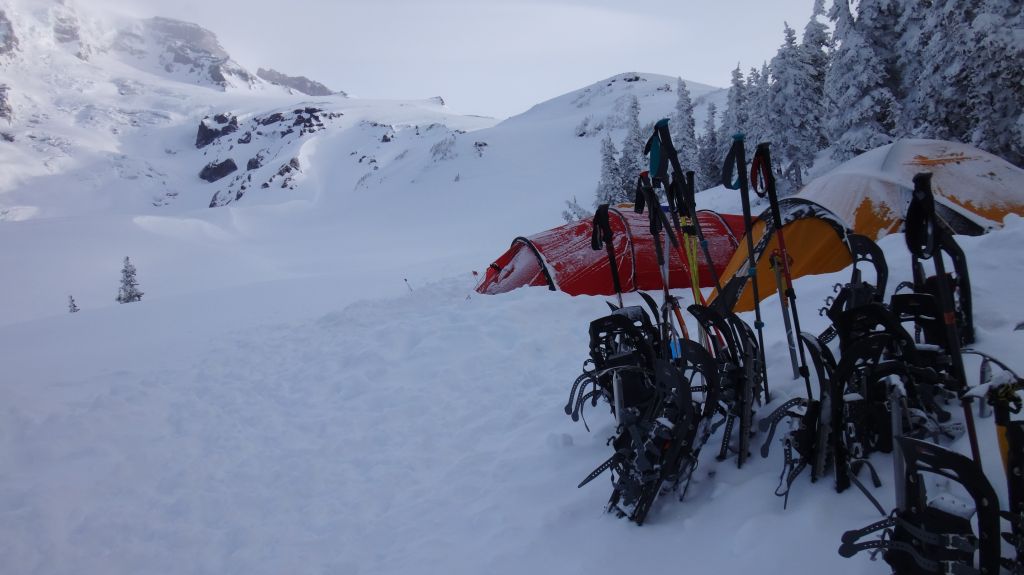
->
<box><xmin>797</xmin><ymin>139</ymin><xmax>1024</xmax><ymax>240</ymax></box>
<box><xmin>709</xmin><ymin>199</ymin><xmax>853</xmax><ymax>313</ymax></box>
<box><xmin>476</xmin><ymin>208</ymin><xmax>746</xmax><ymax>296</ymax></box>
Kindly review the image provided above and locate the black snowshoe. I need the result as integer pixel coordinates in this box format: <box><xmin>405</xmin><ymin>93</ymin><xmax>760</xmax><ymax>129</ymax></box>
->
<box><xmin>568</xmin><ymin>303</ymin><xmax>722</xmax><ymax>525</ymax></box>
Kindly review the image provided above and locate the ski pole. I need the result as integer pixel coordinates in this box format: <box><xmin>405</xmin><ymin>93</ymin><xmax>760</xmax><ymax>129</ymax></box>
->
<box><xmin>648</xmin><ymin>119</ymin><xmax>725</xmax><ymax>294</ymax></box>
<box><xmin>751</xmin><ymin>143</ymin><xmax>813</xmax><ymax>401</ymax></box>
<box><xmin>635</xmin><ymin>171</ymin><xmax>690</xmax><ymax>352</ymax></box>
<box><xmin>591</xmin><ymin>204</ymin><xmax>625</xmax><ymax>309</ymax></box>
<box><xmin>721</xmin><ymin>134</ymin><xmax>769</xmax><ymax>401</ymax></box>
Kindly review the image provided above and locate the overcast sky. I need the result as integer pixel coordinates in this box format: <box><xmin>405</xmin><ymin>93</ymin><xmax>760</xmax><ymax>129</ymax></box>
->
<box><xmin>85</xmin><ymin>0</ymin><xmax>819</xmax><ymax>119</ymax></box>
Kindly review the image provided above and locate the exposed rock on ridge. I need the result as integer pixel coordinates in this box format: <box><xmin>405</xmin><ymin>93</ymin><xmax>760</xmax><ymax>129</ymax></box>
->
<box><xmin>256</xmin><ymin>68</ymin><xmax>341</xmax><ymax>97</ymax></box>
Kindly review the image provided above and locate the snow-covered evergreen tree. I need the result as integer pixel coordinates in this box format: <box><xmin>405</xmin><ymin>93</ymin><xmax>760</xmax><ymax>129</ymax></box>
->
<box><xmin>966</xmin><ymin>0</ymin><xmax>1024</xmax><ymax>166</ymax></box>
<box><xmin>894</xmin><ymin>0</ymin><xmax>930</xmax><ymax>135</ymax></box>
<box><xmin>769</xmin><ymin>14</ymin><xmax>829</xmax><ymax>192</ymax></box>
<box><xmin>561</xmin><ymin>197</ymin><xmax>592</xmax><ymax>223</ymax></box>
<box><xmin>68</xmin><ymin>295</ymin><xmax>79</xmax><ymax>313</ymax></box>
<box><xmin>744</xmin><ymin>64</ymin><xmax>771</xmax><ymax>151</ymax></box>
<box><xmin>717</xmin><ymin>66</ymin><xmax>748</xmax><ymax>153</ymax></box>
<box><xmin>696</xmin><ymin>102</ymin><xmax>721</xmax><ymax>191</ymax></box>
<box><xmin>116</xmin><ymin>256</ymin><xmax>143</xmax><ymax>304</ymax></box>
<box><xmin>670</xmin><ymin>78</ymin><xmax>700</xmax><ymax>171</ymax></box>
<box><xmin>769</xmin><ymin>25</ymin><xmax>807</xmax><ymax>191</ymax></box>
<box><xmin>617</xmin><ymin>95</ymin><xmax>644</xmax><ymax>199</ymax></box>
<box><xmin>595</xmin><ymin>134</ymin><xmax>624</xmax><ymax>205</ymax></box>
<box><xmin>902</xmin><ymin>0</ymin><xmax>980</xmax><ymax>142</ymax></box>
<box><xmin>800</xmin><ymin>0</ymin><xmax>831</xmax><ymax>152</ymax></box>
<box><xmin>824</xmin><ymin>0</ymin><xmax>899</xmax><ymax>160</ymax></box>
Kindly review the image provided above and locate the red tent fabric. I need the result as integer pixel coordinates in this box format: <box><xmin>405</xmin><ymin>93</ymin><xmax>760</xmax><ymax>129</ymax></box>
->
<box><xmin>476</xmin><ymin>208</ymin><xmax>747</xmax><ymax>296</ymax></box>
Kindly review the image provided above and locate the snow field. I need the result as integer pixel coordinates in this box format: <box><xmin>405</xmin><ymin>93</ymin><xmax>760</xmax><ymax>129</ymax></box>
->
<box><xmin>3</xmin><ymin>216</ymin><xmax>1022</xmax><ymax>574</ymax></box>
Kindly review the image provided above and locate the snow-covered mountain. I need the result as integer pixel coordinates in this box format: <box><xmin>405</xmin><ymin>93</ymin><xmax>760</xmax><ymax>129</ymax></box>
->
<box><xmin>0</xmin><ymin>0</ymin><xmax>726</xmax><ymax>325</ymax></box>
<box><xmin>3</xmin><ymin>4</ymin><xmax>1024</xmax><ymax>575</ymax></box>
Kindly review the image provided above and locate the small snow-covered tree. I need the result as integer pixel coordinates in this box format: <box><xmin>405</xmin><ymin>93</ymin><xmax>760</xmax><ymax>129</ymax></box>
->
<box><xmin>617</xmin><ymin>95</ymin><xmax>644</xmax><ymax>199</ymax></box>
<box><xmin>116</xmin><ymin>256</ymin><xmax>143</xmax><ymax>303</ymax></box>
<box><xmin>696</xmin><ymin>102</ymin><xmax>721</xmax><ymax>190</ymax></box>
<box><xmin>561</xmin><ymin>197</ymin><xmax>591</xmax><ymax>223</ymax></box>
<box><xmin>671</xmin><ymin>78</ymin><xmax>700</xmax><ymax>170</ymax></box>
<box><xmin>595</xmin><ymin>134</ymin><xmax>624</xmax><ymax>205</ymax></box>
<box><xmin>68</xmin><ymin>295</ymin><xmax>79</xmax><ymax>313</ymax></box>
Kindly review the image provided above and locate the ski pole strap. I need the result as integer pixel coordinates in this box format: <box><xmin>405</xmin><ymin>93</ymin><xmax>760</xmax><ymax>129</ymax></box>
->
<box><xmin>749</xmin><ymin>142</ymin><xmax>772</xmax><ymax>199</ymax></box>
<box><xmin>906</xmin><ymin>172</ymin><xmax>938</xmax><ymax>260</ymax></box>
<box><xmin>635</xmin><ymin>173</ymin><xmax>680</xmax><ymax>249</ymax></box>
<box><xmin>591</xmin><ymin>204</ymin><xmax>613</xmax><ymax>251</ymax></box>
<box><xmin>721</xmin><ymin>135</ymin><xmax>745</xmax><ymax>190</ymax></box>
<box><xmin>592</xmin><ymin>204</ymin><xmax>625</xmax><ymax>296</ymax></box>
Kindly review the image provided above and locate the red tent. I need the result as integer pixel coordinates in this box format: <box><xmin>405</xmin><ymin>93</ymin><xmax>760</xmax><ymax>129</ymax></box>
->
<box><xmin>476</xmin><ymin>208</ymin><xmax>747</xmax><ymax>296</ymax></box>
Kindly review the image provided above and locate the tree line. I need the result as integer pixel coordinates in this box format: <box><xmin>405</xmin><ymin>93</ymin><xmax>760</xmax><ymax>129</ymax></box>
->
<box><xmin>579</xmin><ymin>0</ymin><xmax>1022</xmax><ymax>213</ymax></box>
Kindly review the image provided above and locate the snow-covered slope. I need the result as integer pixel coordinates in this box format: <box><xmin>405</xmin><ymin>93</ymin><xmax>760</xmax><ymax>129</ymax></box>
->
<box><xmin>2</xmin><ymin>213</ymin><xmax>1022</xmax><ymax>575</ymax></box>
<box><xmin>0</xmin><ymin>0</ymin><xmax>725</xmax><ymax>325</ymax></box>
<box><xmin>2</xmin><ymin>3</ymin><xmax>1023</xmax><ymax>575</ymax></box>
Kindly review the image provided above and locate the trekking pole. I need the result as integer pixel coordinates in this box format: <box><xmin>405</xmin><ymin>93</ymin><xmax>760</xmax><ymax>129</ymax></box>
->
<box><xmin>591</xmin><ymin>204</ymin><xmax>625</xmax><ymax>309</ymax></box>
<box><xmin>645</xmin><ymin>120</ymin><xmax>707</xmax><ymax>305</ymax></box>
<box><xmin>635</xmin><ymin>171</ymin><xmax>690</xmax><ymax>353</ymax></box>
<box><xmin>751</xmin><ymin>143</ymin><xmax>813</xmax><ymax>401</ymax></box>
<box><xmin>681</xmin><ymin>170</ymin><xmax>724</xmax><ymax>293</ymax></box>
<box><xmin>905</xmin><ymin>172</ymin><xmax>981</xmax><ymax>466</ymax></box>
<box><xmin>648</xmin><ymin>119</ymin><xmax>724</xmax><ymax>296</ymax></box>
<box><xmin>644</xmin><ymin>120</ymin><xmax>711</xmax><ymax>349</ymax></box>
<box><xmin>721</xmin><ymin>134</ymin><xmax>769</xmax><ymax>401</ymax></box>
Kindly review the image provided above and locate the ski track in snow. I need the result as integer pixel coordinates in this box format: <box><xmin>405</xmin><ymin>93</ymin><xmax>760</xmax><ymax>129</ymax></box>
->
<box><xmin>3</xmin><ymin>218</ymin><xmax>1022</xmax><ymax>575</ymax></box>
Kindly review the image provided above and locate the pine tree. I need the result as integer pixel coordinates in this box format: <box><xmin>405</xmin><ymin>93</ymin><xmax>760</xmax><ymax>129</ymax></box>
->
<box><xmin>68</xmin><ymin>295</ymin><xmax>79</xmax><ymax>313</ymax></box>
<box><xmin>967</xmin><ymin>0</ymin><xmax>1024</xmax><ymax>166</ymax></box>
<box><xmin>894</xmin><ymin>0</ymin><xmax>932</xmax><ymax>135</ymax></box>
<box><xmin>769</xmin><ymin>25</ymin><xmax>806</xmax><ymax>191</ymax></box>
<box><xmin>824</xmin><ymin>0</ymin><xmax>899</xmax><ymax>160</ymax></box>
<box><xmin>116</xmin><ymin>256</ymin><xmax>144</xmax><ymax>304</ymax></box>
<box><xmin>769</xmin><ymin>15</ymin><xmax>829</xmax><ymax>192</ymax></box>
<box><xmin>900</xmin><ymin>0</ymin><xmax>978</xmax><ymax>141</ymax></box>
<box><xmin>744</xmin><ymin>64</ymin><xmax>772</xmax><ymax>153</ymax></box>
<box><xmin>671</xmin><ymin>78</ymin><xmax>700</xmax><ymax>171</ymax></box>
<box><xmin>617</xmin><ymin>95</ymin><xmax>644</xmax><ymax>201</ymax></box>
<box><xmin>717</xmin><ymin>65</ymin><xmax>748</xmax><ymax>156</ymax></box>
<box><xmin>800</xmin><ymin>0</ymin><xmax>831</xmax><ymax>153</ymax></box>
<box><xmin>696</xmin><ymin>102</ymin><xmax>721</xmax><ymax>191</ymax></box>
<box><xmin>595</xmin><ymin>134</ymin><xmax>624</xmax><ymax>206</ymax></box>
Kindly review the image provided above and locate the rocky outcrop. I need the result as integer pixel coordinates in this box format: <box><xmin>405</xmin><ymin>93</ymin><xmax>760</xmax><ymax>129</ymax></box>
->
<box><xmin>256</xmin><ymin>68</ymin><xmax>341</xmax><ymax>97</ymax></box>
<box><xmin>199</xmin><ymin>159</ymin><xmax>237</xmax><ymax>182</ymax></box>
<box><xmin>114</xmin><ymin>17</ymin><xmax>256</xmax><ymax>89</ymax></box>
<box><xmin>195</xmin><ymin>113</ymin><xmax>238</xmax><ymax>148</ymax></box>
